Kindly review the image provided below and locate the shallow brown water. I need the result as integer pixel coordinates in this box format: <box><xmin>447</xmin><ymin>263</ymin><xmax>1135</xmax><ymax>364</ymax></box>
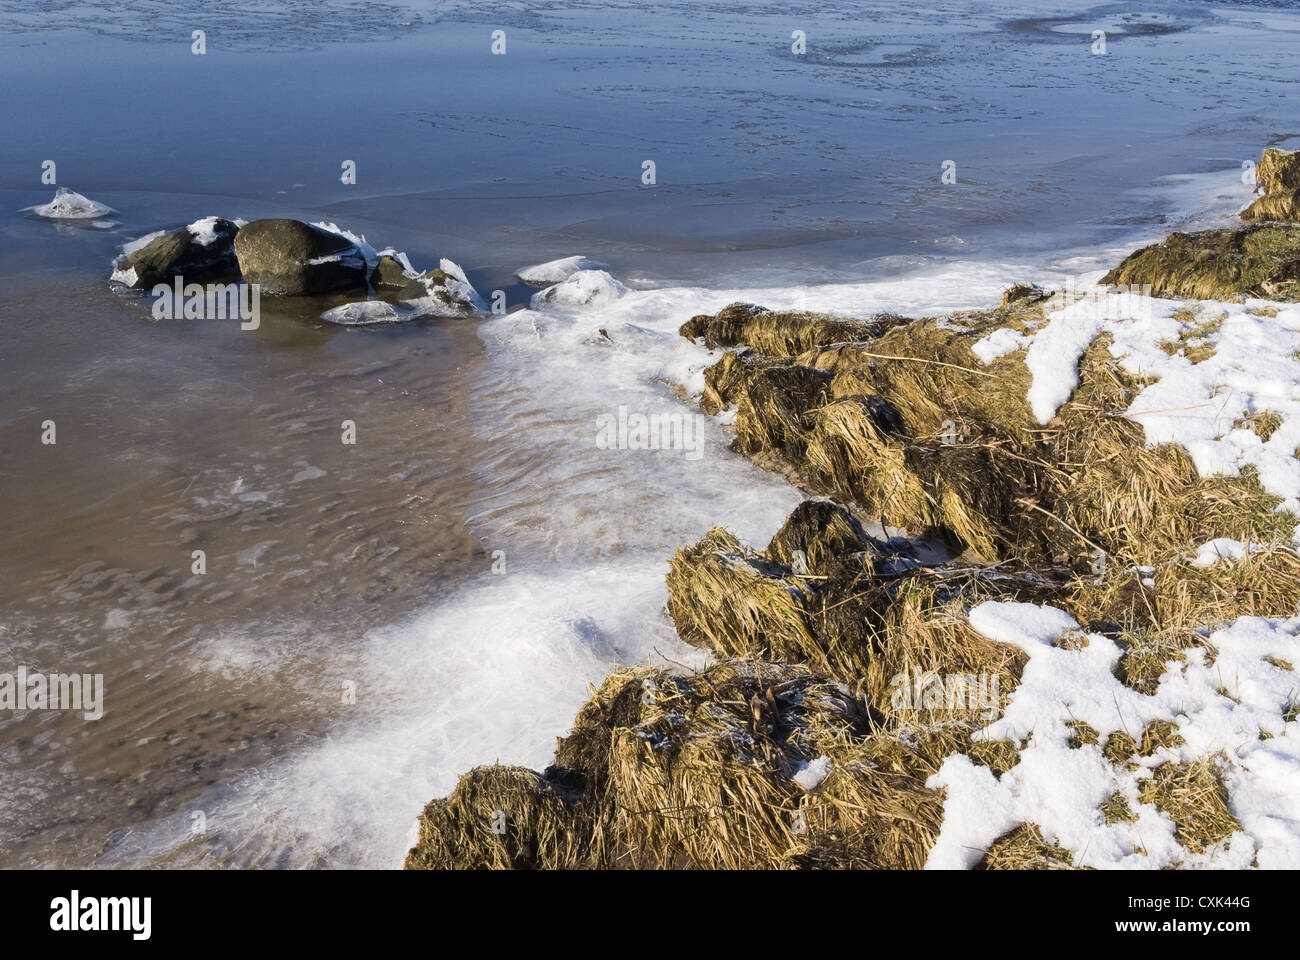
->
<box><xmin>0</xmin><ymin>253</ymin><xmax>489</xmax><ymax>867</ymax></box>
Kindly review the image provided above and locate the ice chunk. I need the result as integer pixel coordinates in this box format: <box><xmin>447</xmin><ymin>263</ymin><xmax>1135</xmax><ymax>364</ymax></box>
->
<box><xmin>26</xmin><ymin>186</ymin><xmax>116</xmax><ymax>220</ymax></box>
<box><xmin>517</xmin><ymin>255</ymin><xmax>603</xmax><ymax>285</ymax></box>
<box><xmin>792</xmin><ymin>756</ymin><xmax>832</xmax><ymax>791</ymax></box>
<box><xmin>530</xmin><ymin>270</ymin><xmax>628</xmax><ymax>310</ymax></box>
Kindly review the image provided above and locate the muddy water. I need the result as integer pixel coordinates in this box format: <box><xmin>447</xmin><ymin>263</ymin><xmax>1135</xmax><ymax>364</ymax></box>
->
<box><xmin>0</xmin><ymin>246</ymin><xmax>489</xmax><ymax>866</ymax></box>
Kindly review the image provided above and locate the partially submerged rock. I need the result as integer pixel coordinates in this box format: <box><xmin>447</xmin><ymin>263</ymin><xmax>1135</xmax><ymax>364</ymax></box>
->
<box><xmin>110</xmin><ymin>214</ymin><xmax>486</xmax><ymax>328</ymax></box>
<box><xmin>1100</xmin><ymin>224</ymin><xmax>1300</xmax><ymax>301</ymax></box>
<box><xmin>369</xmin><ymin>253</ymin><xmax>426</xmax><ymax>297</ymax></box>
<box><xmin>111</xmin><ymin>216</ymin><xmax>240</xmax><ymax>289</ymax></box>
<box><xmin>233</xmin><ymin>218</ymin><xmax>371</xmax><ymax>295</ymax></box>
<box><xmin>319</xmin><ymin>254</ymin><xmax>484</xmax><ymax>325</ymax></box>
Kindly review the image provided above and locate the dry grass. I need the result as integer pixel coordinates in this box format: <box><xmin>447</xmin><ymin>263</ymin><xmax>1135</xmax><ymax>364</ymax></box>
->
<box><xmin>1158</xmin><ymin>306</ymin><xmax>1222</xmax><ymax>363</ymax></box>
<box><xmin>664</xmin><ymin>508</ymin><xmax>1041</xmax><ymax>696</ymax></box>
<box><xmin>976</xmin><ymin>824</ymin><xmax>1077</xmax><ymax>870</ymax></box>
<box><xmin>689</xmin><ymin>303</ymin><xmax>1299</xmax><ymax>579</ymax></box>
<box><xmin>665</xmin><ymin>527</ymin><xmax>825</xmax><ymax>670</ymax></box>
<box><xmin>1241</xmin><ymin>189</ymin><xmax>1300</xmax><ymax>223</ymax></box>
<box><xmin>1254</xmin><ymin>148</ymin><xmax>1300</xmax><ymax>195</ymax></box>
<box><xmin>766</xmin><ymin>499</ymin><xmax>871</xmax><ymax>574</ymax></box>
<box><xmin>1102</xmin><ymin>792</ymin><xmax>1139</xmax><ymax>825</ymax></box>
<box><xmin>1236</xmin><ymin>410</ymin><xmax>1284</xmax><ymax>441</ymax></box>
<box><xmin>1068</xmin><ymin>720</ymin><xmax>1101</xmax><ymax>748</ymax></box>
<box><xmin>406</xmin><ymin>659</ymin><xmax>949</xmax><ymax>870</ymax></box>
<box><xmin>409</xmin><ymin>277</ymin><xmax>1298</xmax><ymax>870</ymax></box>
<box><xmin>404</xmin><ymin>765</ymin><xmax>588</xmax><ymax>870</ymax></box>
<box><xmin>680</xmin><ymin>302</ymin><xmax>907</xmax><ymax>356</ymax></box>
<box><xmin>1138</xmin><ymin>758</ymin><xmax>1239</xmax><ymax>855</ymax></box>
<box><xmin>734</xmin><ymin>364</ymin><xmax>833</xmax><ymax>463</ymax></box>
<box><xmin>1100</xmin><ymin>224</ymin><xmax>1300</xmax><ymax>302</ymax></box>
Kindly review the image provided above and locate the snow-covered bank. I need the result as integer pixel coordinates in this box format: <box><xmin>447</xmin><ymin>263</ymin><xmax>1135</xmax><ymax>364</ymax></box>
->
<box><xmin>930</xmin><ymin>605</ymin><xmax>1300</xmax><ymax>869</ymax></box>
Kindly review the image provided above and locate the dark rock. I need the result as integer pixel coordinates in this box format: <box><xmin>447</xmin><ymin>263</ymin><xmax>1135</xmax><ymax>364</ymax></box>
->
<box><xmin>112</xmin><ymin>217</ymin><xmax>240</xmax><ymax>289</ymax></box>
<box><xmin>370</xmin><ymin>254</ymin><xmax>425</xmax><ymax>297</ymax></box>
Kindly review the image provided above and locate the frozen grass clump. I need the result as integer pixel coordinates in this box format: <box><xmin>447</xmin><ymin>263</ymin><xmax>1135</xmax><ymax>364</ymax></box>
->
<box><xmin>405</xmin><ymin>659</ymin><xmax>946</xmax><ymax>869</ymax></box>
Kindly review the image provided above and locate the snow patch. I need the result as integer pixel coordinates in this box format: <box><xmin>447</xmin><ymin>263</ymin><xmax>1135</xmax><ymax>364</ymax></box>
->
<box><xmin>972</xmin><ymin>327</ymin><xmax>1031</xmax><ymax>364</ymax></box>
<box><xmin>1190</xmin><ymin>538</ymin><xmax>1266</xmax><ymax>568</ymax></box>
<box><xmin>792</xmin><ymin>755</ymin><xmax>833</xmax><ymax>791</ymax></box>
<box><xmin>927</xmin><ymin>603</ymin><xmax>1300</xmax><ymax>869</ymax></box>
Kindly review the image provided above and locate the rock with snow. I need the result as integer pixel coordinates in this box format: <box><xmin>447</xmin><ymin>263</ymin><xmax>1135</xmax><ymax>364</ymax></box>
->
<box><xmin>530</xmin><ymin>270</ymin><xmax>627</xmax><ymax>309</ymax></box>
<box><xmin>370</xmin><ymin>252</ymin><xmax>425</xmax><ymax>297</ymax></box>
<box><xmin>427</xmin><ymin>258</ymin><xmax>486</xmax><ymax>315</ymax></box>
<box><xmin>110</xmin><ymin>217</ymin><xmax>241</xmax><ymax>289</ymax></box>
